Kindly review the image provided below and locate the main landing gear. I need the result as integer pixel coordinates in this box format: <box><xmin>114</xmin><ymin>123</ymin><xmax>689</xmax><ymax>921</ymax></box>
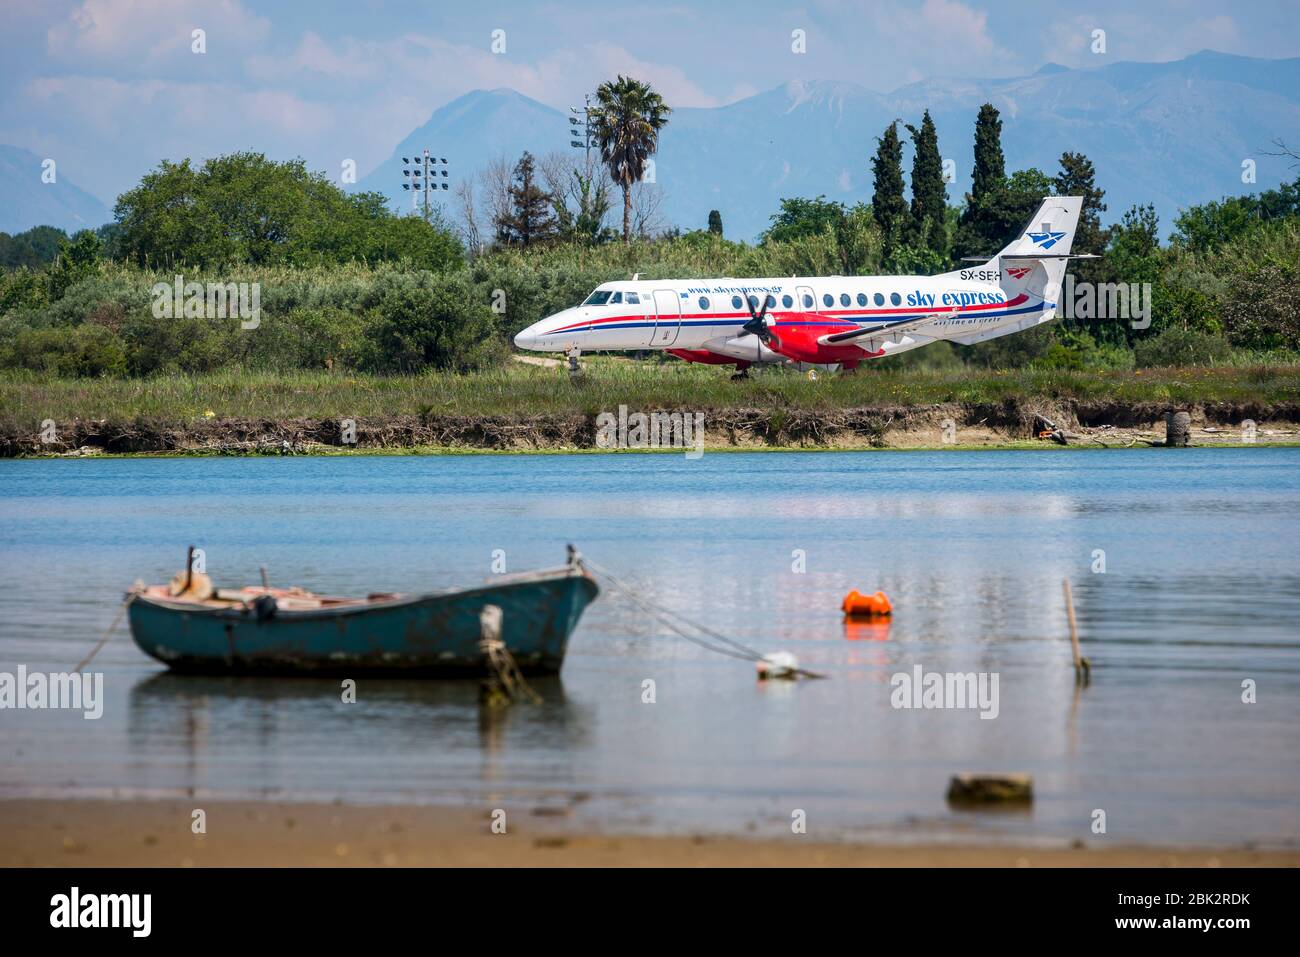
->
<box><xmin>729</xmin><ymin>362</ymin><xmax>752</xmax><ymax>381</ymax></box>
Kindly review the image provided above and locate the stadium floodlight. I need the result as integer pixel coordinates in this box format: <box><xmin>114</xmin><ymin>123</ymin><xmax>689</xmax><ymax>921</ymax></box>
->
<box><xmin>568</xmin><ymin>93</ymin><xmax>594</xmax><ymax>163</ymax></box>
<box><xmin>398</xmin><ymin>148</ymin><xmax>450</xmax><ymax>223</ymax></box>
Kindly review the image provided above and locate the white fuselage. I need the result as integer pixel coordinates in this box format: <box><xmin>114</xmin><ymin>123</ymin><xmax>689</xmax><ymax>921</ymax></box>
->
<box><xmin>513</xmin><ymin>270</ymin><xmax>1047</xmax><ymax>359</ymax></box>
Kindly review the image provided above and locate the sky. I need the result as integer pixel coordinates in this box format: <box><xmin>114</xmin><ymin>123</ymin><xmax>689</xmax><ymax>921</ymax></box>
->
<box><xmin>2</xmin><ymin>0</ymin><xmax>1298</xmax><ymax>206</ymax></box>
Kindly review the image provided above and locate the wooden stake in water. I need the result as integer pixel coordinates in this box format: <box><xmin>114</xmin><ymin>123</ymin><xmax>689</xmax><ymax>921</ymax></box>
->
<box><xmin>1063</xmin><ymin>578</ymin><xmax>1091</xmax><ymax>686</ymax></box>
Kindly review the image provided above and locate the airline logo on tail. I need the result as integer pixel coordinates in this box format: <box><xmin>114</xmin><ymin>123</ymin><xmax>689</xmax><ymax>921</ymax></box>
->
<box><xmin>1027</xmin><ymin>230</ymin><xmax>1068</xmax><ymax>249</ymax></box>
<box><xmin>1005</xmin><ymin>266</ymin><xmax>1032</xmax><ymax>279</ymax></box>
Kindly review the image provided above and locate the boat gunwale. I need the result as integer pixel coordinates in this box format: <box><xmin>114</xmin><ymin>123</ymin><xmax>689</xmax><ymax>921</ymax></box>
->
<box><xmin>129</xmin><ymin>564</ymin><xmax>597</xmax><ymax>622</ymax></box>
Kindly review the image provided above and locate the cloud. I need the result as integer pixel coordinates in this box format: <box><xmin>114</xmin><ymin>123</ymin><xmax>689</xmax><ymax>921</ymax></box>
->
<box><xmin>1044</xmin><ymin>11</ymin><xmax>1245</xmax><ymax>67</ymax></box>
<box><xmin>47</xmin><ymin>0</ymin><xmax>272</xmax><ymax>73</ymax></box>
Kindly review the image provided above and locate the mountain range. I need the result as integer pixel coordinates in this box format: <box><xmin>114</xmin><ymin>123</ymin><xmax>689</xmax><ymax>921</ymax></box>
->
<box><xmin>3</xmin><ymin>50</ymin><xmax>1298</xmax><ymax>243</ymax></box>
<box><xmin>359</xmin><ymin>50</ymin><xmax>1300</xmax><ymax>242</ymax></box>
<box><xmin>0</xmin><ymin>144</ymin><xmax>111</xmax><ymax>236</ymax></box>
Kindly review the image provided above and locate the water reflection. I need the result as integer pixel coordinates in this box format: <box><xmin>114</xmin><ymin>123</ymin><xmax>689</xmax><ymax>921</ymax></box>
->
<box><xmin>127</xmin><ymin>673</ymin><xmax>588</xmax><ymax>801</ymax></box>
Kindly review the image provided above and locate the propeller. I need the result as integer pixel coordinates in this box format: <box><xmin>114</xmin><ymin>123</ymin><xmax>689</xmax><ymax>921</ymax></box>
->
<box><xmin>740</xmin><ymin>292</ymin><xmax>776</xmax><ymax>344</ymax></box>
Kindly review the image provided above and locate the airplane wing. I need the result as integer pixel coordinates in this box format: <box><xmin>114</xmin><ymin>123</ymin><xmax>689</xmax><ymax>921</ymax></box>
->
<box><xmin>818</xmin><ymin>310</ymin><xmax>958</xmax><ymax>347</ymax></box>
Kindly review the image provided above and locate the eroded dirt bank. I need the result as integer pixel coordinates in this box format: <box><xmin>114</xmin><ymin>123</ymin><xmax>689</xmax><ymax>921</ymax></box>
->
<box><xmin>4</xmin><ymin>399</ymin><xmax>1298</xmax><ymax>456</ymax></box>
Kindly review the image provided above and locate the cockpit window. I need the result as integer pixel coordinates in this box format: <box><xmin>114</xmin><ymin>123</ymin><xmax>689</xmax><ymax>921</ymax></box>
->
<box><xmin>609</xmin><ymin>292</ymin><xmax>623</xmax><ymax>304</ymax></box>
<box><xmin>582</xmin><ymin>290</ymin><xmax>613</xmax><ymax>306</ymax></box>
<box><xmin>625</xmin><ymin>292</ymin><xmax>639</xmax><ymax>304</ymax></box>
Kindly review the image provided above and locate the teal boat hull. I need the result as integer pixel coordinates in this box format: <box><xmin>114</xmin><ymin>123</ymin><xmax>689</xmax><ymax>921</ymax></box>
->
<box><xmin>127</xmin><ymin>569</ymin><xmax>599</xmax><ymax>677</ymax></box>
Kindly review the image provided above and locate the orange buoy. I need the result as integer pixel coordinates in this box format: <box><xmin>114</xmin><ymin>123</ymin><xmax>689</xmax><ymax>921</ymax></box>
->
<box><xmin>842</xmin><ymin>589</ymin><xmax>892</xmax><ymax>618</ymax></box>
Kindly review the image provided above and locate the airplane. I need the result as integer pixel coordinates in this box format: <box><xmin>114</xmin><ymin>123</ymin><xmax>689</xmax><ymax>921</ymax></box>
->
<box><xmin>513</xmin><ymin>197</ymin><xmax>1088</xmax><ymax>376</ymax></box>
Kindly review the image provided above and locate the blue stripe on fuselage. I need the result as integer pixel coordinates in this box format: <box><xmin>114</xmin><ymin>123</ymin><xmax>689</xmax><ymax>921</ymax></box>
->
<box><xmin>581</xmin><ymin>300</ymin><xmax>1052</xmax><ymax>335</ymax></box>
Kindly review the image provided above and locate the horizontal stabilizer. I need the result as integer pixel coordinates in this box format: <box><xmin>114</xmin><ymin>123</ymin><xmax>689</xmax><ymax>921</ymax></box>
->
<box><xmin>959</xmin><ymin>253</ymin><xmax>1099</xmax><ymax>261</ymax></box>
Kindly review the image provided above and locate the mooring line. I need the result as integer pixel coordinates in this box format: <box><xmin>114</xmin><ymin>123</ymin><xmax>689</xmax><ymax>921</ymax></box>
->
<box><xmin>73</xmin><ymin>594</ymin><xmax>135</xmax><ymax>674</ymax></box>
<box><xmin>585</xmin><ymin>559</ymin><xmax>825</xmax><ymax>678</ymax></box>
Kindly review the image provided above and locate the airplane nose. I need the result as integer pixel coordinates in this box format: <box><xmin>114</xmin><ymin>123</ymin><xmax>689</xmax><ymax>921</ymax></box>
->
<box><xmin>514</xmin><ymin>327</ymin><xmax>538</xmax><ymax>350</ymax></box>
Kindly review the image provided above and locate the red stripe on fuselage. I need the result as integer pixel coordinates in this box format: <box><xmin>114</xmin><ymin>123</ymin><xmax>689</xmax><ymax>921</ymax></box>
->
<box><xmin>549</xmin><ymin>293</ymin><xmax>1030</xmax><ymax>334</ymax></box>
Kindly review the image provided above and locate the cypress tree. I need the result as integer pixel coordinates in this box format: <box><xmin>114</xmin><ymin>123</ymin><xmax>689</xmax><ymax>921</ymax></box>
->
<box><xmin>707</xmin><ymin>209</ymin><xmax>723</xmax><ymax>236</ymax></box>
<box><xmin>1055</xmin><ymin>151</ymin><xmax>1112</xmax><ymax>335</ymax></box>
<box><xmin>1054</xmin><ymin>152</ymin><xmax>1108</xmax><ymax>255</ymax></box>
<box><xmin>871</xmin><ymin>121</ymin><xmax>909</xmax><ymax>257</ymax></box>
<box><xmin>905</xmin><ymin>110</ymin><xmax>947</xmax><ymax>254</ymax></box>
<box><xmin>955</xmin><ymin>103</ymin><xmax>1008</xmax><ymax>260</ymax></box>
<box><xmin>970</xmin><ymin>103</ymin><xmax>1005</xmax><ymax>203</ymax></box>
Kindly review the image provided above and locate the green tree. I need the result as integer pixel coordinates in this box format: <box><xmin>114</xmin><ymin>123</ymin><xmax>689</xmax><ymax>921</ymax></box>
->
<box><xmin>47</xmin><ymin>230</ymin><xmax>104</xmax><ymax>301</ymax></box>
<box><xmin>589</xmin><ymin>76</ymin><xmax>672</xmax><ymax>243</ymax></box>
<box><xmin>954</xmin><ymin>103</ymin><xmax>1007</xmax><ymax>260</ymax></box>
<box><xmin>494</xmin><ymin>152</ymin><xmax>558</xmax><ymax>248</ymax></box>
<box><xmin>0</xmin><ymin>226</ymin><xmax>67</xmax><ymax>268</ymax></box>
<box><xmin>113</xmin><ymin>158</ymin><xmax>226</xmax><ymax>267</ymax></box>
<box><xmin>871</xmin><ymin>121</ymin><xmax>909</xmax><ymax>258</ymax></box>
<box><xmin>113</xmin><ymin>152</ymin><xmax>462</xmax><ymax>268</ymax></box>
<box><xmin>554</xmin><ymin>166</ymin><xmax>615</xmax><ymax>245</ymax></box>
<box><xmin>966</xmin><ymin>168</ymin><xmax>1055</xmax><ymax>257</ymax></box>
<box><xmin>904</xmin><ymin>110</ymin><xmax>947</xmax><ymax>255</ymax></box>
<box><xmin>707</xmin><ymin>209</ymin><xmax>723</xmax><ymax>236</ymax></box>
<box><xmin>1222</xmin><ymin>262</ymin><xmax>1300</xmax><ymax>349</ymax></box>
<box><xmin>762</xmin><ymin>197</ymin><xmax>847</xmax><ymax>244</ymax></box>
<box><xmin>1054</xmin><ymin>151</ymin><xmax>1109</xmax><ymax>276</ymax></box>
<box><xmin>970</xmin><ymin>103</ymin><xmax>1005</xmax><ymax>199</ymax></box>
<box><xmin>1172</xmin><ymin>177</ymin><xmax>1300</xmax><ymax>253</ymax></box>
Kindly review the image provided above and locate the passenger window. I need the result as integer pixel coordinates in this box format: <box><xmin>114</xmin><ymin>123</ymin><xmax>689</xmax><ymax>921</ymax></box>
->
<box><xmin>699</xmin><ymin>296</ymin><xmax>710</xmax><ymax>310</ymax></box>
<box><xmin>874</xmin><ymin>293</ymin><xmax>885</xmax><ymax>306</ymax></box>
<box><xmin>890</xmin><ymin>292</ymin><xmax>902</xmax><ymax>306</ymax></box>
<box><xmin>822</xmin><ymin>293</ymin><xmax>833</xmax><ymax>307</ymax></box>
<box><xmin>764</xmin><ymin>294</ymin><xmax>776</xmax><ymax>309</ymax></box>
<box><xmin>626</xmin><ymin>292</ymin><xmax>639</xmax><ymax>304</ymax></box>
<box><xmin>748</xmin><ymin>295</ymin><xmax>760</xmax><ymax>310</ymax></box>
<box><xmin>856</xmin><ymin>293</ymin><xmax>868</xmax><ymax>307</ymax></box>
<box><xmin>802</xmin><ymin>293</ymin><xmax>814</xmax><ymax>308</ymax></box>
<box><xmin>781</xmin><ymin>294</ymin><xmax>793</xmax><ymax>308</ymax></box>
<box><xmin>839</xmin><ymin>293</ymin><xmax>851</xmax><ymax>307</ymax></box>
<box><xmin>731</xmin><ymin>295</ymin><xmax>743</xmax><ymax>310</ymax></box>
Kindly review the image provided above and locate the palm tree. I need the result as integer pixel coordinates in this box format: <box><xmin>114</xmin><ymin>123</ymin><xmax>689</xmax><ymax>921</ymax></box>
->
<box><xmin>589</xmin><ymin>76</ymin><xmax>672</xmax><ymax>243</ymax></box>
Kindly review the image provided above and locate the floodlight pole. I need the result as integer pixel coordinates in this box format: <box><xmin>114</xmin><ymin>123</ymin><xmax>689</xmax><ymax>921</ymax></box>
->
<box><xmin>569</xmin><ymin>94</ymin><xmax>593</xmax><ymax>165</ymax></box>
<box><xmin>400</xmin><ymin>149</ymin><xmax>450</xmax><ymax>223</ymax></box>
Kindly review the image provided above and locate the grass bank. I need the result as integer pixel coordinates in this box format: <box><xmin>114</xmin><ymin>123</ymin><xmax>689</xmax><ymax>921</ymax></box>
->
<box><xmin>2</xmin><ymin>361</ymin><xmax>1298</xmax><ymax>455</ymax></box>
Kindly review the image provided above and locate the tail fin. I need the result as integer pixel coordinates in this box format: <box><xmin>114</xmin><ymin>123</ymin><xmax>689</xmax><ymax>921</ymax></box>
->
<box><xmin>991</xmin><ymin>195</ymin><xmax>1084</xmax><ymax>311</ymax></box>
<box><xmin>944</xmin><ymin>197</ymin><xmax>1085</xmax><ymax>347</ymax></box>
<box><xmin>991</xmin><ymin>196</ymin><xmax>1083</xmax><ymax>261</ymax></box>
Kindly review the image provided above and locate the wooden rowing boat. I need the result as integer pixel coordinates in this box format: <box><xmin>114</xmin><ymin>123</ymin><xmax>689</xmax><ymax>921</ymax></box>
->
<box><xmin>126</xmin><ymin>547</ymin><xmax>598</xmax><ymax>677</ymax></box>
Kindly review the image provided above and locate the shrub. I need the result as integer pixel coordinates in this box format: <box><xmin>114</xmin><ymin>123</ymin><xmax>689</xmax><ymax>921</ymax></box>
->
<box><xmin>7</xmin><ymin>325</ymin><xmax>128</xmax><ymax>377</ymax></box>
<box><xmin>364</xmin><ymin>271</ymin><xmax>505</xmax><ymax>372</ymax></box>
<box><xmin>1133</xmin><ymin>326</ymin><xmax>1232</xmax><ymax>367</ymax></box>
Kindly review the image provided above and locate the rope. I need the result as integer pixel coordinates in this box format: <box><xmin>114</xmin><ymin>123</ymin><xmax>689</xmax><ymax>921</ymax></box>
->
<box><xmin>74</xmin><ymin>593</ymin><xmax>136</xmax><ymax>674</ymax></box>
<box><xmin>584</xmin><ymin>559</ymin><xmax>825</xmax><ymax>678</ymax></box>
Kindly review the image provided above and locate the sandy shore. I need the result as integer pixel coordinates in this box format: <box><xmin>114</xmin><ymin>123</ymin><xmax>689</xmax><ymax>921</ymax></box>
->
<box><xmin>3</xmin><ymin>799</ymin><xmax>1296</xmax><ymax>867</ymax></box>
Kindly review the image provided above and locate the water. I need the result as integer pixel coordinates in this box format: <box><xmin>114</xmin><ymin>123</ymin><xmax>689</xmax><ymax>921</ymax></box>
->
<box><xmin>1</xmin><ymin>449</ymin><xmax>1298</xmax><ymax>848</ymax></box>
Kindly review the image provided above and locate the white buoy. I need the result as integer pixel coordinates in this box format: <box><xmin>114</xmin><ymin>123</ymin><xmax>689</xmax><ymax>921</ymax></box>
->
<box><xmin>757</xmin><ymin>651</ymin><xmax>799</xmax><ymax>680</ymax></box>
